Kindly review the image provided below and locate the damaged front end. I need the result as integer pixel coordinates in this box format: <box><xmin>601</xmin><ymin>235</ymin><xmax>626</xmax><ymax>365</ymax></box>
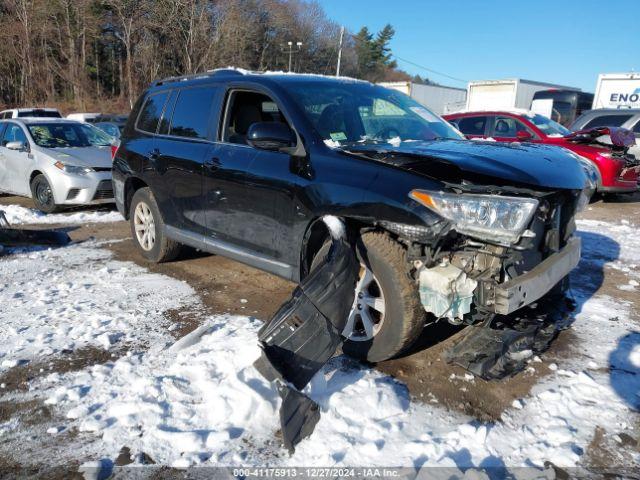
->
<box><xmin>396</xmin><ymin>185</ymin><xmax>585</xmax><ymax>378</ymax></box>
<box><xmin>254</xmin><ymin>216</ymin><xmax>358</xmax><ymax>453</ymax></box>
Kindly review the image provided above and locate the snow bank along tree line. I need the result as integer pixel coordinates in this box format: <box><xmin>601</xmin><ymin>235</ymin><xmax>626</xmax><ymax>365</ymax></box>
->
<box><xmin>0</xmin><ymin>0</ymin><xmax>430</xmax><ymax>112</ymax></box>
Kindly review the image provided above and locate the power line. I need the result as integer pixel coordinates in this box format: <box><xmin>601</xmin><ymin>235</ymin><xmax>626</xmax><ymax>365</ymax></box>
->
<box><xmin>392</xmin><ymin>54</ymin><xmax>468</xmax><ymax>84</ymax></box>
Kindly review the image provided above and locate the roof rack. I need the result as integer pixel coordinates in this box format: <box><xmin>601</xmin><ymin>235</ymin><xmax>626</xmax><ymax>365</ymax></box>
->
<box><xmin>153</xmin><ymin>68</ymin><xmax>247</xmax><ymax>87</ymax></box>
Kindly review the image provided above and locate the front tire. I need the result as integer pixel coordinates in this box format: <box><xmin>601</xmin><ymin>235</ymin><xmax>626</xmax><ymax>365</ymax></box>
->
<box><xmin>30</xmin><ymin>174</ymin><xmax>60</xmax><ymax>213</ymax></box>
<box><xmin>311</xmin><ymin>231</ymin><xmax>425</xmax><ymax>362</ymax></box>
<box><xmin>129</xmin><ymin>187</ymin><xmax>182</xmax><ymax>263</ymax></box>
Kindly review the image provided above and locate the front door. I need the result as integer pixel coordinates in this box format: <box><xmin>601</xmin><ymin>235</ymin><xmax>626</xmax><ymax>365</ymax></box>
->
<box><xmin>0</xmin><ymin>123</ymin><xmax>33</xmax><ymax>195</ymax></box>
<box><xmin>204</xmin><ymin>89</ymin><xmax>294</xmax><ymax>259</ymax></box>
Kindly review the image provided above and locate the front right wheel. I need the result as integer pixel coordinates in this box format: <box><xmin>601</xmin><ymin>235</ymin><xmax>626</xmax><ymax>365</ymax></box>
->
<box><xmin>30</xmin><ymin>174</ymin><xmax>60</xmax><ymax>213</ymax></box>
<box><xmin>311</xmin><ymin>231</ymin><xmax>425</xmax><ymax>362</ymax></box>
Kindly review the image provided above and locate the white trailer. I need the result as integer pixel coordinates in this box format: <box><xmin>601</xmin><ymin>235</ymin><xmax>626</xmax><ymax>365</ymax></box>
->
<box><xmin>465</xmin><ymin>79</ymin><xmax>580</xmax><ymax>111</ymax></box>
<box><xmin>379</xmin><ymin>81</ymin><xmax>467</xmax><ymax>115</ymax></box>
<box><xmin>592</xmin><ymin>72</ymin><xmax>640</xmax><ymax>109</ymax></box>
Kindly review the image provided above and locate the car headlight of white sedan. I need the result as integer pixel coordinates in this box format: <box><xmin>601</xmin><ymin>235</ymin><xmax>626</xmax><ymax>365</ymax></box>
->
<box><xmin>410</xmin><ymin>190</ymin><xmax>539</xmax><ymax>245</ymax></box>
<box><xmin>54</xmin><ymin>161</ymin><xmax>94</xmax><ymax>176</ymax></box>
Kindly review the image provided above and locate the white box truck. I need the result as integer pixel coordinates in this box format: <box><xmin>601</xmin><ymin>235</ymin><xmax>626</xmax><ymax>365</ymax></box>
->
<box><xmin>592</xmin><ymin>73</ymin><xmax>640</xmax><ymax>109</ymax></box>
<box><xmin>465</xmin><ymin>79</ymin><xmax>580</xmax><ymax>111</ymax></box>
<box><xmin>379</xmin><ymin>81</ymin><xmax>467</xmax><ymax>115</ymax></box>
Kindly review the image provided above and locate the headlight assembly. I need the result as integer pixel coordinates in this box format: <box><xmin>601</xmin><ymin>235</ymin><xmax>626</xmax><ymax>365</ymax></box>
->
<box><xmin>409</xmin><ymin>190</ymin><xmax>538</xmax><ymax>244</ymax></box>
<box><xmin>54</xmin><ymin>161</ymin><xmax>94</xmax><ymax>176</ymax></box>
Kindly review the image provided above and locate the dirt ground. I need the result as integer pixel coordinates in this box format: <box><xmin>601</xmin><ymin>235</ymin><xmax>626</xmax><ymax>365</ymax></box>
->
<box><xmin>1</xmin><ymin>193</ymin><xmax>639</xmax><ymax>475</ymax></box>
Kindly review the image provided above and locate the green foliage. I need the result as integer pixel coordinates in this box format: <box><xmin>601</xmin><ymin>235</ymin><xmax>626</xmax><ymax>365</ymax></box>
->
<box><xmin>353</xmin><ymin>23</ymin><xmax>398</xmax><ymax>82</ymax></box>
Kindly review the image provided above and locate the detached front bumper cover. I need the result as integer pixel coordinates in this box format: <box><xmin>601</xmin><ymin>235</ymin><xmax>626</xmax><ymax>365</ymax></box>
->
<box><xmin>491</xmin><ymin>237</ymin><xmax>581</xmax><ymax>315</ymax></box>
<box><xmin>0</xmin><ymin>210</ymin><xmax>71</xmax><ymax>254</ymax></box>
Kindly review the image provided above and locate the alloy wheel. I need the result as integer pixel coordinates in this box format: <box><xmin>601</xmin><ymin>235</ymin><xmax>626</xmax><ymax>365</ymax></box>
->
<box><xmin>134</xmin><ymin>202</ymin><xmax>156</xmax><ymax>251</ymax></box>
<box><xmin>343</xmin><ymin>264</ymin><xmax>386</xmax><ymax>341</ymax></box>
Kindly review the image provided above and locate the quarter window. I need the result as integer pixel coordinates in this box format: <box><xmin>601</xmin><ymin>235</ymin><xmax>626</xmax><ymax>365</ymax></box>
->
<box><xmin>582</xmin><ymin>114</ymin><xmax>633</xmax><ymax>129</ymax></box>
<box><xmin>136</xmin><ymin>91</ymin><xmax>170</xmax><ymax>134</ymax></box>
<box><xmin>455</xmin><ymin>116</ymin><xmax>488</xmax><ymax>136</ymax></box>
<box><xmin>168</xmin><ymin>87</ymin><xmax>216</xmax><ymax>139</ymax></box>
<box><xmin>2</xmin><ymin>124</ymin><xmax>27</xmax><ymax>146</ymax></box>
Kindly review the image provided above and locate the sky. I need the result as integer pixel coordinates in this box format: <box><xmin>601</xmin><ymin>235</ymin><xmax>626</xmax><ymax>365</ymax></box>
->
<box><xmin>320</xmin><ymin>0</ymin><xmax>640</xmax><ymax>92</ymax></box>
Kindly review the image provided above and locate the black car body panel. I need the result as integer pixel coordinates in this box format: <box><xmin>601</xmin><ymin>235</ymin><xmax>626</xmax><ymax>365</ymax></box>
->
<box><xmin>113</xmin><ymin>71</ymin><xmax>588</xmax><ymax>284</ymax></box>
<box><xmin>343</xmin><ymin>140</ymin><xmax>587</xmax><ymax>190</ymax></box>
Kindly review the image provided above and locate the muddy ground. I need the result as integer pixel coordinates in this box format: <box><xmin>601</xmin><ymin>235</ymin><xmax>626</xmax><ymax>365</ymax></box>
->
<box><xmin>1</xmin><ymin>193</ymin><xmax>639</xmax><ymax>476</ymax></box>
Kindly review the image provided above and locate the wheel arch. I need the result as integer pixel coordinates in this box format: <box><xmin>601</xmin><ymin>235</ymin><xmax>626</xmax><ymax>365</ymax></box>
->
<box><xmin>299</xmin><ymin>215</ymin><xmax>378</xmax><ymax>280</ymax></box>
<box><xmin>122</xmin><ymin>176</ymin><xmax>149</xmax><ymax>220</ymax></box>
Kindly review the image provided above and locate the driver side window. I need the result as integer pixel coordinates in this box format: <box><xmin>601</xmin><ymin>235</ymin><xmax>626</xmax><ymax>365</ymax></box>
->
<box><xmin>222</xmin><ymin>90</ymin><xmax>290</xmax><ymax>145</ymax></box>
<box><xmin>493</xmin><ymin>116</ymin><xmax>531</xmax><ymax>138</ymax></box>
<box><xmin>2</xmin><ymin>124</ymin><xmax>28</xmax><ymax>147</ymax></box>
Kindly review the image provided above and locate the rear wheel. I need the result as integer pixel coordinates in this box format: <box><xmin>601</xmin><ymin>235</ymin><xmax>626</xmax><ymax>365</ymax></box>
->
<box><xmin>129</xmin><ymin>187</ymin><xmax>182</xmax><ymax>263</ymax></box>
<box><xmin>311</xmin><ymin>231</ymin><xmax>425</xmax><ymax>362</ymax></box>
<box><xmin>30</xmin><ymin>174</ymin><xmax>60</xmax><ymax>213</ymax></box>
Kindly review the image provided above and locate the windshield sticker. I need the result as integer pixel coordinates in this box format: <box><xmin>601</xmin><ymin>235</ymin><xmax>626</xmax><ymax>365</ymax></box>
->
<box><xmin>329</xmin><ymin>132</ymin><xmax>347</xmax><ymax>141</ymax></box>
<box><xmin>410</xmin><ymin>107</ymin><xmax>439</xmax><ymax>123</ymax></box>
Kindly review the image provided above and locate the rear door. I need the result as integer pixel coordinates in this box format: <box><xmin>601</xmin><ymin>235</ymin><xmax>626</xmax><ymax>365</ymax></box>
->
<box><xmin>0</xmin><ymin>122</ymin><xmax>8</xmax><ymax>191</ymax></box>
<box><xmin>0</xmin><ymin>122</ymin><xmax>33</xmax><ymax>195</ymax></box>
<box><xmin>153</xmin><ymin>84</ymin><xmax>220</xmax><ymax>234</ymax></box>
<box><xmin>452</xmin><ymin>115</ymin><xmax>490</xmax><ymax>139</ymax></box>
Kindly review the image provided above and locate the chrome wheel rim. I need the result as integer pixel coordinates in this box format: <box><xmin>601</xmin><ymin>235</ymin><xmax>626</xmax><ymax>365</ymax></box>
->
<box><xmin>134</xmin><ymin>202</ymin><xmax>156</xmax><ymax>251</ymax></box>
<box><xmin>343</xmin><ymin>264</ymin><xmax>386</xmax><ymax>342</ymax></box>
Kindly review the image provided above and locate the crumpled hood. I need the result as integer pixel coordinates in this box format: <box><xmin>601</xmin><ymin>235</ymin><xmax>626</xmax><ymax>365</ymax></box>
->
<box><xmin>346</xmin><ymin>139</ymin><xmax>587</xmax><ymax>190</ymax></box>
<box><xmin>40</xmin><ymin>146</ymin><xmax>112</xmax><ymax>168</ymax></box>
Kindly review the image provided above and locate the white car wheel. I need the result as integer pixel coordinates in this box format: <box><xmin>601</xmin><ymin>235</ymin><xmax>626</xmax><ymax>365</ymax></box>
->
<box><xmin>134</xmin><ymin>201</ymin><xmax>156</xmax><ymax>251</ymax></box>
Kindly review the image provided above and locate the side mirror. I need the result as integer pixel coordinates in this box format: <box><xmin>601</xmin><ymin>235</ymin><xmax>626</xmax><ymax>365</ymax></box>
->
<box><xmin>516</xmin><ymin>130</ymin><xmax>533</xmax><ymax>141</ymax></box>
<box><xmin>6</xmin><ymin>141</ymin><xmax>27</xmax><ymax>152</ymax></box>
<box><xmin>247</xmin><ymin>122</ymin><xmax>296</xmax><ymax>152</ymax></box>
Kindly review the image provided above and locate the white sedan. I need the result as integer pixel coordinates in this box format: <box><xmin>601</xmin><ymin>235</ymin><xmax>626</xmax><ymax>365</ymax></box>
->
<box><xmin>0</xmin><ymin>118</ymin><xmax>116</xmax><ymax>213</ymax></box>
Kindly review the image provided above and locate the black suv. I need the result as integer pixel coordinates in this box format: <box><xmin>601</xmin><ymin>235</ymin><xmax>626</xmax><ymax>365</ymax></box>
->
<box><xmin>113</xmin><ymin>69</ymin><xmax>590</xmax><ymax>362</ymax></box>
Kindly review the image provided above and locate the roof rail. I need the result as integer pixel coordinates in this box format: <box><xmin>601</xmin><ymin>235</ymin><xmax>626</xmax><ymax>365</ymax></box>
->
<box><xmin>153</xmin><ymin>68</ymin><xmax>247</xmax><ymax>87</ymax></box>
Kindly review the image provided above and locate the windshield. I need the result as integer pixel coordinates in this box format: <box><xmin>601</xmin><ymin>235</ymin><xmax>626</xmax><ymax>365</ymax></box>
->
<box><xmin>27</xmin><ymin>122</ymin><xmax>113</xmax><ymax>148</ymax></box>
<box><xmin>95</xmin><ymin>122</ymin><xmax>121</xmax><ymax>138</ymax></box>
<box><xmin>528</xmin><ymin>113</ymin><xmax>571</xmax><ymax>137</ymax></box>
<box><xmin>286</xmin><ymin>81</ymin><xmax>463</xmax><ymax>146</ymax></box>
<box><xmin>17</xmin><ymin>110</ymin><xmax>61</xmax><ymax>118</ymax></box>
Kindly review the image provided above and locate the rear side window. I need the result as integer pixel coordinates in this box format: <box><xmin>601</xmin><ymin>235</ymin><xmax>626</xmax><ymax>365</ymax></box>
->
<box><xmin>136</xmin><ymin>91</ymin><xmax>170</xmax><ymax>133</ymax></box>
<box><xmin>582</xmin><ymin>114</ymin><xmax>633</xmax><ymax>129</ymax></box>
<box><xmin>168</xmin><ymin>87</ymin><xmax>216</xmax><ymax>139</ymax></box>
<box><xmin>456</xmin><ymin>116</ymin><xmax>488</xmax><ymax>136</ymax></box>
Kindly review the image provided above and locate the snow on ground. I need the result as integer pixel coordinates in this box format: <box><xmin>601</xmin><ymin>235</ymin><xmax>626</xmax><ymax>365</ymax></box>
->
<box><xmin>0</xmin><ymin>242</ymin><xmax>197</xmax><ymax>372</ymax></box>
<box><xmin>0</xmin><ymin>220</ymin><xmax>638</xmax><ymax>471</ymax></box>
<box><xmin>0</xmin><ymin>203</ymin><xmax>122</xmax><ymax>225</ymax></box>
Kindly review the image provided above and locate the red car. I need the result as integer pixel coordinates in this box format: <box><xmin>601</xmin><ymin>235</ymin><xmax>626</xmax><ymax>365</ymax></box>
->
<box><xmin>444</xmin><ymin>110</ymin><xmax>639</xmax><ymax>193</ymax></box>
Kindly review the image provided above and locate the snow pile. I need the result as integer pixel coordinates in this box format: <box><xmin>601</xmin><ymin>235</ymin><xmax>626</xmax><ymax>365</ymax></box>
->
<box><xmin>43</xmin><ymin>315</ymin><xmax>279</xmax><ymax>468</ymax></box>
<box><xmin>1</xmin><ymin>220</ymin><xmax>638</xmax><ymax>469</ymax></box>
<box><xmin>0</xmin><ymin>203</ymin><xmax>122</xmax><ymax>225</ymax></box>
<box><xmin>0</xmin><ymin>243</ymin><xmax>196</xmax><ymax>372</ymax></box>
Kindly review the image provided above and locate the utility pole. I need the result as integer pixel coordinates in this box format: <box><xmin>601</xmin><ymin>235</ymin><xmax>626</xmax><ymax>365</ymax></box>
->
<box><xmin>336</xmin><ymin>26</ymin><xmax>344</xmax><ymax>77</ymax></box>
<box><xmin>285</xmin><ymin>41</ymin><xmax>303</xmax><ymax>72</ymax></box>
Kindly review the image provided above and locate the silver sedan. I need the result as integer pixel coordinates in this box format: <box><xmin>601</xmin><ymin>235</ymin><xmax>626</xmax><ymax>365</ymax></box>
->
<box><xmin>0</xmin><ymin>118</ymin><xmax>115</xmax><ymax>213</ymax></box>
